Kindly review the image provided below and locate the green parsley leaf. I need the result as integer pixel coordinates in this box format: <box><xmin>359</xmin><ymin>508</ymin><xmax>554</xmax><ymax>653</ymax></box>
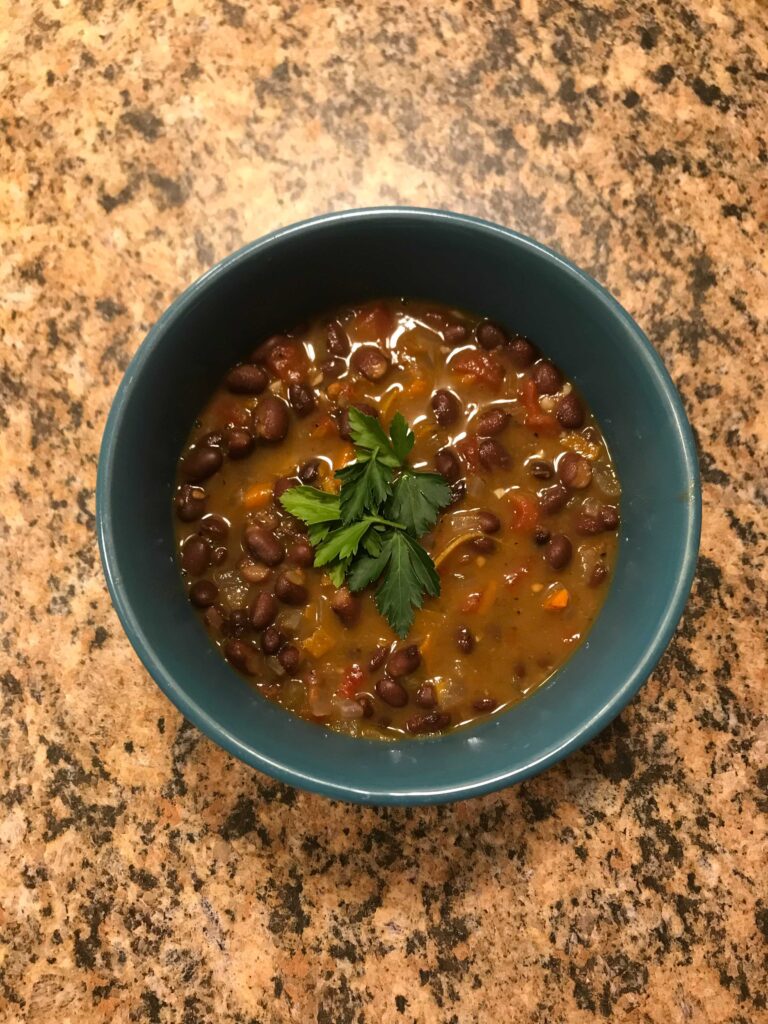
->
<box><xmin>279</xmin><ymin>485</ymin><xmax>341</xmax><ymax>524</ymax></box>
<box><xmin>386</xmin><ymin>471</ymin><xmax>452</xmax><ymax>536</ymax></box>
<box><xmin>326</xmin><ymin>559</ymin><xmax>349</xmax><ymax>588</ymax></box>
<box><xmin>336</xmin><ymin>455</ymin><xmax>393</xmax><ymax>524</ymax></box>
<box><xmin>374</xmin><ymin>531</ymin><xmax>441</xmax><ymax>637</ymax></box>
<box><xmin>389</xmin><ymin>412</ymin><xmax>415</xmax><ymax>464</ymax></box>
<box><xmin>347</xmin><ymin>547</ymin><xmax>390</xmax><ymax>592</ymax></box>
<box><xmin>346</xmin><ymin>407</ymin><xmax>400</xmax><ymax>467</ymax></box>
<box><xmin>314</xmin><ymin>518</ymin><xmax>377</xmax><ymax>567</ymax></box>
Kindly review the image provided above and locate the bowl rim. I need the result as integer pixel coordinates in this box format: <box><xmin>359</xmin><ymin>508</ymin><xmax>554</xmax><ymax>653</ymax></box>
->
<box><xmin>96</xmin><ymin>206</ymin><xmax>702</xmax><ymax>804</ymax></box>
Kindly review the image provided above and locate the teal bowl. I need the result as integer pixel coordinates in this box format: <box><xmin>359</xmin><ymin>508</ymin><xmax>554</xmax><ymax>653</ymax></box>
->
<box><xmin>97</xmin><ymin>208</ymin><xmax>700</xmax><ymax>805</ymax></box>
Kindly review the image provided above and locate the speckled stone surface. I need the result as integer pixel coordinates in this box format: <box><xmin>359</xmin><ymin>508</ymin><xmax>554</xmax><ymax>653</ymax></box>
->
<box><xmin>1</xmin><ymin>1</ymin><xmax>767</xmax><ymax>1021</ymax></box>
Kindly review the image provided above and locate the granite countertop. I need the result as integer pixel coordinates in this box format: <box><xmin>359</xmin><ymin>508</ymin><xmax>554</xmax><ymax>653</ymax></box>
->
<box><xmin>1</xmin><ymin>1</ymin><xmax>766</xmax><ymax>1021</ymax></box>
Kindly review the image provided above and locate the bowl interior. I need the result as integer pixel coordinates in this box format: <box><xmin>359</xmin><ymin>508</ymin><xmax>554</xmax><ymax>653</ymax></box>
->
<box><xmin>98</xmin><ymin>209</ymin><xmax>699</xmax><ymax>804</ymax></box>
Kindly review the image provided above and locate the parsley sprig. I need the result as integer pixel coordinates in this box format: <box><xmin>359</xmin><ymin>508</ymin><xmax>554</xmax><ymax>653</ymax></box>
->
<box><xmin>280</xmin><ymin>407</ymin><xmax>451</xmax><ymax>636</ymax></box>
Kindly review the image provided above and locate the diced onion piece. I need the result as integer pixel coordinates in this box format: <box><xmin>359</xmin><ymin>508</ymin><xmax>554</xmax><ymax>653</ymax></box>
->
<box><xmin>592</xmin><ymin>463</ymin><xmax>621</xmax><ymax>498</ymax></box>
<box><xmin>433</xmin><ymin>531</ymin><xmax>484</xmax><ymax>568</ymax></box>
<box><xmin>335</xmin><ymin>698</ymin><xmax>365</xmax><ymax>720</ymax></box>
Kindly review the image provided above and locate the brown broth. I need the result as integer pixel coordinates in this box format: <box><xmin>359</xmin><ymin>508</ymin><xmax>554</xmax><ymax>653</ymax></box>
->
<box><xmin>173</xmin><ymin>299</ymin><xmax>621</xmax><ymax>739</ymax></box>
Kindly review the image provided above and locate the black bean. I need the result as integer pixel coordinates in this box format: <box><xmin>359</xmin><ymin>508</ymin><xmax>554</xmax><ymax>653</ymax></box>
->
<box><xmin>532</xmin><ymin>360</ymin><xmax>563</xmax><ymax>395</ymax></box>
<box><xmin>528</xmin><ymin>459</ymin><xmax>554</xmax><ymax>480</ymax></box>
<box><xmin>538</xmin><ymin>483</ymin><xmax>570</xmax><ymax>515</ymax></box>
<box><xmin>244</xmin><ymin>525</ymin><xmax>285</xmax><ymax>565</ymax></box>
<box><xmin>415</xmin><ymin>683</ymin><xmax>436</xmax><ymax>708</ymax></box>
<box><xmin>224</xmin><ymin>639</ymin><xmax>254</xmax><ymax>671</ymax></box>
<box><xmin>351</xmin><ymin>345</ymin><xmax>390</xmax><ymax>381</ymax></box>
<box><xmin>359</xmin><ymin>696</ymin><xmax>375</xmax><ymax>718</ymax></box>
<box><xmin>472</xmin><ymin>536</ymin><xmax>496</xmax><ymax>554</ymax></box>
<box><xmin>556</xmin><ymin>393</ymin><xmax>585</xmax><ymax>429</ymax></box>
<box><xmin>575</xmin><ymin>514</ymin><xmax>605</xmax><ymax>535</ymax></box>
<box><xmin>299</xmin><ymin>458</ymin><xmax>322</xmax><ymax>483</ymax></box>
<box><xmin>261</xmin><ymin>625</ymin><xmax>283</xmax><ymax>655</ymax></box>
<box><xmin>431</xmin><ymin>388</ymin><xmax>461</xmax><ymax>427</ymax></box>
<box><xmin>239</xmin><ymin>558</ymin><xmax>272</xmax><ymax>584</ymax></box>
<box><xmin>254</xmin><ymin>394</ymin><xmax>289</xmax><ymax>442</ymax></box>
<box><xmin>472</xmin><ymin>697</ymin><xmax>498</xmax><ymax>713</ymax></box>
<box><xmin>600</xmin><ymin>505</ymin><xmax>620</xmax><ymax>530</ymax></box>
<box><xmin>181</xmin><ymin>535</ymin><xmax>209</xmax><ymax>575</ymax></box>
<box><xmin>478</xmin><ymin>438</ymin><xmax>511</xmax><ymax>469</ymax></box>
<box><xmin>369</xmin><ymin>645</ymin><xmax>389</xmax><ymax>672</ymax></box>
<box><xmin>444</xmin><ymin>324</ymin><xmax>468</xmax><ymax>345</ymax></box>
<box><xmin>338</xmin><ymin>402</ymin><xmax>378</xmax><ymax>440</ymax></box>
<box><xmin>320</xmin><ymin>357</ymin><xmax>345</xmax><ymax>380</ymax></box>
<box><xmin>435</xmin><ymin>447</ymin><xmax>461</xmax><ymax>482</ymax></box>
<box><xmin>211</xmin><ymin>545</ymin><xmax>228</xmax><ymax>565</ymax></box>
<box><xmin>225</xmin><ymin>363</ymin><xmax>268</xmax><ymax>394</ymax></box>
<box><xmin>287</xmin><ymin>540</ymin><xmax>315</xmax><ymax>568</ymax></box>
<box><xmin>182</xmin><ymin>446</ymin><xmax>223</xmax><ymax>482</ymax></box>
<box><xmin>204</xmin><ymin>605</ymin><xmax>225</xmax><ymax>632</ymax></box>
<box><xmin>278</xmin><ymin>644</ymin><xmax>300</xmax><ymax>673</ymax></box>
<box><xmin>376</xmin><ymin>676</ymin><xmax>408</xmax><ymax>707</ymax></box>
<box><xmin>507</xmin><ymin>336</ymin><xmax>537</xmax><ymax>368</ymax></box>
<box><xmin>422</xmin><ymin>310</ymin><xmax>453</xmax><ymax>331</ymax></box>
<box><xmin>249</xmin><ymin>590</ymin><xmax>277</xmax><ymax>630</ymax></box>
<box><xmin>175</xmin><ymin>484</ymin><xmax>206</xmax><ymax>522</ymax></box>
<box><xmin>288</xmin><ymin>383</ymin><xmax>316</xmax><ymax>417</ymax></box>
<box><xmin>273</xmin><ymin>475</ymin><xmax>300</xmax><ymax>501</ymax></box>
<box><xmin>225</xmin><ymin>428</ymin><xmax>254</xmax><ymax>459</ymax></box>
<box><xmin>199</xmin><ymin>430</ymin><xmax>225</xmax><ymax>448</ymax></box>
<box><xmin>448</xmin><ymin>479</ymin><xmax>467</xmax><ymax>507</ymax></box>
<box><xmin>475</xmin><ymin>407</ymin><xmax>510</xmax><ymax>436</ymax></box>
<box><xmin>249</xmin><ymin>331</ymin><xmax>288</xmax><ymax>364</ymax></box>
<box><xmin>456</xmin><ymin>626</ymin><xmax>475</xmax><ymax>653</ymax></box>
<box><xmin>387</xmin><ymin>644</ymin><xmax>421</xmax><ymax>678</ymax></box>
<box><xmin>546</xmin><ymin>534</ymin><xmax>573</xmax><ymax>570</ymax></box>
<box><xmin>274</xmin><ymin>571</ymin><xmax>308</xmax><ymax>606</ymax></box>
<box><xmin>199</xmin><ymin>514</ymin><xmax>230</xmax><ymax>542</ymax></box>
<box><xmin>558</xmin><ymin>452</ymin><xmax>593</xmax><ymax>489</ymax></box>
<box><xmin>405</xmin><ymin>711</ymin><xmax>451</xmax><ymax>734</ymax></box>
<box><xmin>534</xmin><ymin>525</ymin><xmax>551</xmax><ymax>545</ymax></box>
<box><xmin>189</xmin><ymin>579</ymin><xmax>218</xmax><ymax>608</ymax></box>
<box><xmin>330</xmin><ymin>586</ymin><xmax>360</xmax><ymax>627</ymax></box>
<box><xmin>478</xmin><ymin>510</ymin><xmax>501</xmax><ymax>534</ymax></box>
<box><xmin>225</xmin><ymin>608</ymin><xmax>249</xmax><ymax>636</ymax></box>
<box><xmin>326</xmin><ymin>320</ymin><xmax>350</xmax><ymax>356</ymax></box>
<box><xmin>476</xmin><ymin>321</ymin><xmax>506</xmax><ymax>349</ymax></box>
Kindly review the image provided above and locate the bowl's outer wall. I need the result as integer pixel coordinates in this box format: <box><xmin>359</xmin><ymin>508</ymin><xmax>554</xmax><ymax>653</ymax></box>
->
<box><xmin>98</xmin><ymin>209</ymin><xmax>701</xmax><ymax>804</ymax></box>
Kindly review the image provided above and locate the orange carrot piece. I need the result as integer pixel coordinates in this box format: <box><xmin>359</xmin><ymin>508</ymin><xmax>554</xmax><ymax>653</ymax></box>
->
<box><xmin>543</xmin><ymin>587</ymin><xmax>569</xmax><ymax>610</ymax></box>
<box><xmin>477</xmin><ymin>580</ymin><xmax>499</xmax><ymax>615</ymax></box>
<box><xmin>242</xmin><ymin>482</ymin><xmax>273</xmax><ymax>509</ymax></box>
<box><xmin>311</xmin><ymin>413</ymin><xmax>336</xmax><ymax>438</ymax></box>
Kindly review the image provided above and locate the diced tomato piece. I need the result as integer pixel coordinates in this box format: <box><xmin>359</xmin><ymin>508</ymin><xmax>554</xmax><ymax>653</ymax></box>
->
<box><xmin>353</xmin><ymin>303</ymin><xmax>394</xmax><ymax>342</ymax></box>
<box><xmin>461</xmin><ymin>592</ymin><xmax>482</xmax><ymax>613</ymax></box>
<box><xmin>519</xmin><ymin>377</ymin><xmax>559</xmax><ymax>434</ymax></box>
<box><xmin>506</xmin><ymin>491</ymin><xmax>540</xmax><ymax>531</ymax></box>
<box><xmin>337</xmin><ymin>663</ymin><xmax>365</xmax><ymax>699</ymax></box>
<box><xmin>263</xmin><ymin>338</ymin><xmax>310</xmax><ymax>383</ymax></box>
<box><xmin>450</xmin><ymin>349</ymin><xmax>505</xmax><ymax>389</ymax></box>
